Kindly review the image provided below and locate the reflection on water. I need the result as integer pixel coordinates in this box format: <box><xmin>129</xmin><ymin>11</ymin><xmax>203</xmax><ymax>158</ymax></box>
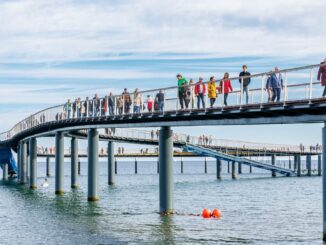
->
<box><xmin>0</xmin><ymin>160</ymin><xmax>323</xmax><ymax>244</ymax></box>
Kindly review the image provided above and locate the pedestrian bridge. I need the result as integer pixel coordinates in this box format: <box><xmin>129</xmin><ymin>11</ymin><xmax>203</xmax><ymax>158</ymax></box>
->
<box><xmin>0</xmin><ymin>62</ymin><xmax>325</xmax><ymax>216</ymax></box>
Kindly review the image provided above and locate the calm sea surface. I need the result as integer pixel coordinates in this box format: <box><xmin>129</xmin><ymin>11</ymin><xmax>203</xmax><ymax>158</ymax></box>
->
<box><xmin>0</xmin><ymin>159</ymin><xmax>322</xmax><ymax>244</ymax></box>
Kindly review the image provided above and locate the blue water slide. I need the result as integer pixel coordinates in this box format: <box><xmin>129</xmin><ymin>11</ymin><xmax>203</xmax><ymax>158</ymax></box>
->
<box><xmin>0</xmin><ymin>147</ymin><xmax>18</xmax><ymax>175</ymax></box>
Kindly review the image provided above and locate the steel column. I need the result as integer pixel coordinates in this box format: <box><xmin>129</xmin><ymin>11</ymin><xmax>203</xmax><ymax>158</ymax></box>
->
<box><xmin>318</xmin><ymin>155</ymin><xmax>322</xmax><ymax>176</ymax></box>
<box><xmin>108</xmin><ymin>141</ymin><xmax>115</xmax><ymax>185</ymax></box>
<box><xmin>71</xmin><ymin>137</ymin><xmax>78</xmax><ymax>189</ymax></box>
<box><xmin>88</xmin><ymin>129</ymin><xmax>99</xmax><ymax>201</ymax></box>
<box><xmin>231</xmin><ymin>161</ymin><xmax>236</xmax><ymax>179</ymax></box>
<box><xmin>159</xmin><ymin>126</ymin><xmax>174</xmax><ymax>214</ymax></box>
<box><xmin>46</xmin><ymin>156</ymin><xmax>50</xmax><ymax>177</ymax></box>
<box><xmin>216</xmin><ymin>159</ymin><xmax>221</xmax><ymax>180</ymax></box>
<box><xmin>180</xmin><ymin>158</ymin><xmax>183</xmax><ymax>174</ymax></box>
<box><xmin>29</xmin><ymin>138</ymin><xmax>37</xmax><ymax>189</ymax></box>
<box><xmin>204</xmin><ymin>157</ymin><xmax>207</xmax><ymax>174</ymax></box>
<box><xmin>2</xmin><ymin>163</ymin><xmax>8</xmax><ymax>181</ymax></box>
<box><xmin>306</xmin><ymin>155</ymin><xmax>312</xmax><ymax>176</ymax></box>
<box><xmin>55</xmin><ymin>132</ymin><xmax>64</xmax><ymax>195</ymax></box>
<box><xmin>20</xmin><ymin>142</ymin><xmax>27</xmax><ymax>184</ymax></box>
<box><xmin>17</xmin><ymin>144</ymin><xmax>21</xmax><ymax>182</ymax></box>
<box><xmin>271</xmin><ymin>155</ymin><xmax>276</xmax><ymax>177</ymax></box>
<box><xmin>238</xmin><ymin>162</ymin><xmax>242</xmax><ymax>174</ymax></box>
<box><xmin>297</xmin><ymin>155</ymin><xmax>301</xmax><ymax>177</ymax></box>
<box><xmin>135</xmin><ymin>158</ymin><xmax>138</xmax><ymax>174</ymax></box>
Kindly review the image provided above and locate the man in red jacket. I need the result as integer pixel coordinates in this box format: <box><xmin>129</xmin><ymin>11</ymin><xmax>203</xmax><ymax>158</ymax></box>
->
<box><xmin>195</xmin><ymin>77</ymin><xmax>206</xmax><ymax>109</ymax></box>
<box><xmin>318</xmin><ymin>58</ymin><xmax>326</xmax><ymax>97</ymax></box>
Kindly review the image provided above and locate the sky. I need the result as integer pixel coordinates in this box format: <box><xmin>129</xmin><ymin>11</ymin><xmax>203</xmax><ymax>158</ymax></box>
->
<box><xmin>0</xmin><ymin>0</ymin><xmax>326</xmax><ymax>148</ymax></box>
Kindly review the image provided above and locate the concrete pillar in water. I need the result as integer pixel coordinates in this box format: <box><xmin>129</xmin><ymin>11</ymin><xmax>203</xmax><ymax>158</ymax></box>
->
<box><xmin>231</xmin><ymin>161</ymin><xmax>237</xmax><ymax>179</ymax></box>
<box><xmin>78</xmin><ymin>160</ymin><xmax>81</xmax><ymax>175</ymax></box>
<box><xmin>88</xmin><ymin>128</ymin><xmax>99</xmax><ymax>201</ymax></box>
<box><xmin>306</xmin><ymin>155</ymin><xmax>312</xmax><ymax>176</ymax></box>
<box><xmin>157</xmin><ymin>160</ymin><xmax>159</xmax><ymax>174</ymax></box>
<box><xmin>249</xmin><ymin>163</ymin><xmax>252</xmax><ymax>173</ymax></box>
<box><xmin>204</xmin><ymin>157</ymin><xmax>207</xmax><ymax>174</ymax></box>
<box><xmin>71</xmin><ymin>137</ymin><xmax>78</xmax><ymax>189</ymax></box>
<box><xmin>46</xmin><ymin>156</ymin><xmax>50</xmax><ymax>177</ymax></box>
<box><xmin>294</xmin><ymin>155</ymin><xmax>297</xmax><ymax>170</ymax></box>
<box><xmin>318</xmin><ymin>155</ymin><xmax>322</xmax><ymax>176</ymax></box>
<box><xmin>238</xmin><ymin>162</ymin><xmax>242</xmax><ymax>174</ymax></box>
<box><xmin>17</xmin><ymin>144</ymin><xmax>21</xmax><ymax>182</ymax></box>
<box><xmin>227</xmin><ymin>162</ymin><xmax>230</xmax><ymax>173</ymax></box>
<box><xmin>180</xmin><ymin>158</ymin><xmax>183</xmax><ymax>174</ymax></box>
<box><xmin>271</xmin><ymin>154</ymin><xmax>276</xmax><ymax>177</ymax></box>
<box><xmin>159</xmin><ymin>126</ymin><xmax>173</xmax><ymax>214</ymax></box>
<box><xmin>29</xmin><ymin>137</ymin><xmax>37</xmax><ymax>189</ymax></box>
<box><xmin>55</xmin><ymin>132</ymin><xmax>64</xmax><ymax>195</ymax></box>
<box><xmin>2</xmin><ymin>163</ymin><xmax>8</xmax><ymax>181</ymax></box>
<box><xmin>297</xmin><ymin>155</ymin><xmax>301</xmax><ymax>177</ymax></box>
<box><xmin>20</xmin><ymin>142</ymin><xmax>27</xmax><ymax>184</ymax></box>
<box><xmin>115</xmin><ymin>159</ymin><xmax>117</xmax><ymax>174</ymax></box>
<box><xmin>216</xmin><ymin>159</ymin><xmax>222</xmax><ymax>180</ymax></box>
<box><xmin>289</xmin><ymin>157</ymin><xmax>292</xmax><ymax>170</ymax></box>
<box><xmin>108</xmin><ymin>141</ymin><xmax>115</xmax><ymax>185</ymax></box>
<box><xmin>322</xmin><ymin>123</ymin><xmax>326</xmax><ymax>241</ymax></box>
<box><xmin>135</xmin><ymin>158</ymin><xmax>138</xmax><ymax>174</ymax></box>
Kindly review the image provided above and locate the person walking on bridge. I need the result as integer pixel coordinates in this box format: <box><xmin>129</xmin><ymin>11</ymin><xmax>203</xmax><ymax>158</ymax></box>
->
<box><xmin>177</xmin><ymin>74</ymin><xmax>188</xmax><ymax>109</ymax></box>
<box><xmin>93</xmin><ymin>94</ymin><xmax>100</xmax><ymax>116</ymax></box>
<box><xmin>208</xmin><ymin>76</ymin><xmax>217</xmax><ymax>108</ymax></box>
<box><xmin>318</xmin><ymin>58</ymin><xmax>326</xmax><ymax>97</ymax></box>
<box><xmin>195</xmin><ymin>77</ymin><xmax>206</xmax><ymax>109</ymax></box>
<box><xmin>268</xmin><ymin>67</ymin><xmax>284</xmax><ymax>102</ymax></box>
<box><xmin>64</xmin><ymin>99</ymin><xmax>72</xmax><ymax>119</ymax></box>
<box><xmin>133</xmin><ymin>89</ymin><xmax>142</xmax><ymax>113</ymax></box>
<box><xmin>219</xmin><ymin>73</ymin><xmax>233</xmax><ymax>106</ymax></box>
<box><xmin>239</xmin><ymin>65</ymin><xmax>251</xmax><ymax>104</ymax></box>
<box><xmin>108</xmin><ymin>92</ymin><xmax>115</xmax><ymax>115</ymax></box>
<box><xmin>122</xmin><ymin>88</ymin><xmax>131</xmax><ymax>114</ymax></box>
<box><xmin>155</xmin><ymin>89</ymin><xmax>164</xmax><ymax>112</ymax></box>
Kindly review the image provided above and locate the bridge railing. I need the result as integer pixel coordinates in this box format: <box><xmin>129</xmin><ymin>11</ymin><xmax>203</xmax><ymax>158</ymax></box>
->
<box><xmin>0</xmin><ymin>63</ymin><xmax>325</xmax><ymax>146</ymax></box>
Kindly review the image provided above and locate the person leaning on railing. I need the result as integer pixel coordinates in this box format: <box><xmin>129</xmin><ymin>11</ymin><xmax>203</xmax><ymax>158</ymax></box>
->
<box><xmin>195</xmin><ymin>77</ymin><xmax>206</xmax><ymax>109</ymax></box>
<box><xmin>239</xmin><ymin>65</ymin><xmax>251</xmax><ymax>104</ymax></box>
<box><xmin>318</xmin><ymin>58</ymin><xmax>326</xmax><ymax>97</ymax></box>
<box><xmin>268</xmin><ymin>67</ymin><xmax>284</xmax><ymax>102</ymax></box>
<box><xmin>219</xmin><ymin>73</ymin><xmax>233</xmax><ymax>106</ymax></box>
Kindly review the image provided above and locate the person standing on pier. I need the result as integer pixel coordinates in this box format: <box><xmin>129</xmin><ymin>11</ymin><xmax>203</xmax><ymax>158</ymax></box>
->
<box><xmin>318</xmin><ymin>58</ymin><xmax>326</xmax><ymax>97</ymax></box>
<box><xmin>64</xmin><ymin>99</ymin><xmax>72</xmax><ymax>119</ymax></box>
<box><xmin>239</xmin><ymin>65</ymin><xmax>251</xmax><ymax>104</ymax></box>
<box><xmin>122</xmin><ymin>88</ymin><xmax>131</xmax><ymax>113</ymax></box>
<box><xmin>108</xmin><ymin>92</ymin><xmax>115</xmax><ymax>115</ymax></box>
<box><xmin>189</xmin><ymin>79</ymin><xmax>195</xmax><ymax>109</ymax></box>
<box><xmin>133</xmin><ymin>89</ymin><xmax>142</xmax><ymax>113</ymax></box>
<box><xmin>146</xmin><ymin>95</ymin><xmax>153</xmax><ymax>112</ymax></box>
<box><xmin>219</xmin><ymin>73</ymin><xmax>233</xmax><ymax>106</ymax></box>
<box><xmin>195</xmin><ymin>77</ymin><xmax>206</xmax><ymax>109</ymax></box>
<box><xmin>268</xmin><ymin>67</ymin><xmax>284</xmax><ymax>102</ymax></box>
<box><xmin>208</xmin><ymin>76</ymin><xmax>217</xmax><ymax>108</ymax></box>
<box><xmin>93</xmin><ymin>94</ymin><xmax>100</xmax><ymax>116</ymax></box>
<box><xmin>155</xmin><ymin>89</ymin><xmax>164</xmax><ymax>111</ymax></box>
<box><xmin>176</xmin><ymin>74</ymin><xmax>188</xmax><ymax>109</ymax></box>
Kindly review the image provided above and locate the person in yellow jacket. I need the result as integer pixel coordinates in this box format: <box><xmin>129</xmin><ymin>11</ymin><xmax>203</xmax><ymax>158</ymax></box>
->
<box><xmin>208</xmin><ymin>76</ymin><xmax>218</xmax><ymax>107</ymax></box>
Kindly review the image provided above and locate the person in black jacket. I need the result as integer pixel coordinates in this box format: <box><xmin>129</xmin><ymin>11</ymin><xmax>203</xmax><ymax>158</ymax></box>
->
<box><xmin>239</xmin><ymin>65</ymin><xmax>251</xmax><ymax>104</ymax></box>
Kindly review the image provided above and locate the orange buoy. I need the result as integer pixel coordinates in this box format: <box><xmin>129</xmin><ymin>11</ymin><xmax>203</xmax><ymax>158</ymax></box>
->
<box><xmin>211</xmin><ymin>208</ymin><xmax>222</xmax><ymax>218</ymax></box>
<box><xmin>202</xmin><ymin>208</ymin><xmax>211</xmax><ymax>218</ymax></box>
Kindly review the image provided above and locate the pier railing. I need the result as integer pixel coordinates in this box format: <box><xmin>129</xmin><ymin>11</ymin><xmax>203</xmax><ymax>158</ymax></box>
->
<box><xmin>0</xmin><ymin>63</ymin><xmax>325</xmax><ymax>153</ymax></box>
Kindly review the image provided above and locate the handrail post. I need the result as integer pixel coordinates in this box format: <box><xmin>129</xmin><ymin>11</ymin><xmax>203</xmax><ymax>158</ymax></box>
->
<box><xmin>240</xmin><ymin>77</ymin><xmax>244</xmax><ymax>108</ymax></box>
<box><xmin>309</xmin><ymin>67</ymin><xmax>313</xmax><ymax>101</ymax></box>
<box><xmin>260</xmin><ymin>75</ymin><xmax>265</xmax><ymax>106</ymax></box>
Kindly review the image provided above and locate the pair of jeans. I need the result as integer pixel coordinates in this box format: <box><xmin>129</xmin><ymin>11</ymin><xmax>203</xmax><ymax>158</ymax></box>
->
<box><xmin>272</xmin><ymin>88</ymin><xmax>281</xmax><ymax>102</ymax></box>
<box><xmin>197</xmin><ymin>93</ymin><xmax>205</xmax><ymax>109</ymax></box>
<box><xmin>134</xmin><ymin>105</ymin><xmax>140</xmax><ymax>113</ymax></box>
<box><xmin>224</xmin><ymin>93</ymin><xmax>229</xmax><ymax>106</ymax></box>
<box><xmin>178</xmin><ymin>91</ymin><xmax>186</xmax><ymax>109</ymax></box>
<box><xmin>109</xmin><ymin>106</ymin><xmax>114</xmax><ymax>115</ymax></box>
<box><xmin>210</xmin><ymin>98</ymin><xmax>216</xmax><ymax>107</ymax></box>
<box><xmin>158</xmin><ymin>101</ymin><xmax>164</xmax><ymax>111</ymax></box>
<box><xmin>67</xmin><ymin>110</ymin><xmax>71</xmax><ymax>119</ymax></box>
<box><xmin>243</xmin><ymin>86</ymin><xmax>249</xmax><ymax>104</ymax></box>
<box><xmin>77</xmin><ymin>109</ymin><xmax>81</xmax><ymax>118</ymax></box>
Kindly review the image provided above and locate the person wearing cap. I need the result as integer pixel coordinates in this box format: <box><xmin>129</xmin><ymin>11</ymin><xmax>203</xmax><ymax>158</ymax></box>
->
<box><xmin>318</xmin><ymin>58</ymin><xmax>326</xmax><ymax>97</ymax></box>
<box><xmin>239</xmin><ymin>65</ymin><xmax>251</xmax><ymax>104</ymax></box>
<box><xmin>194</xmin><ymin>77</ymin><xmax>207</xmax><ymax>109</ymax></box>
<box><xmin>176</xmin><ymin>74</ymin><xmax>188</xmax><ymax>109</ymax></box>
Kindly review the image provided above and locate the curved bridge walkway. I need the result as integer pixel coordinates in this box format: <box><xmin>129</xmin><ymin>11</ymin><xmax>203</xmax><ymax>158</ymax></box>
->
<box><xmin>0</xmin><ymin>63</ymin><xmax>325</xmax><ymax>218</ymax></box>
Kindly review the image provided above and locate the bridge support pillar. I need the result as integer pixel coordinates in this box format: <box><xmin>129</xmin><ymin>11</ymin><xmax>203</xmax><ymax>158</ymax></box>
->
<box><xmin>306</xmin><ymin>155</ymin><xmax>312</xmax><ymax>176</ymax></box>
<box><xmin>227</xmin><ymin>162</ymin><xmax>230</xmax><ymax>173</ymax></box>
<box><xmin>216</xmin><ymin>159</ymin><xmax>221</xmax><ymax>180</ymax></box>
<box><xmin>108</xmin><ymin>141</ymin><xmax>115</xmax><ymax>185</ymax></box>
<box><xmin>2</xmin><ymin>163</ymin><xmax>8</xmax><ymax>181</ymax></box>
<box><xmin>159</xmin><ymin>126</ymin><xmax>174</xmax><ymax>214</ymax></box>
<box><xmin>231</xmin><ymin>162</ymin><xmax>237</xmax><ymax>179</ymax></box>
<box><xmin>20</xmin><ymin>142</ymin><xmax>27</xmax><ymax>184</ymax></box>
<box><xmin>204</xmin><ymin>157</ymin><xmax>207</xmax><ymax>174</ymax></box>
<box><xmin>78</xmin><ymin>160</ymin><xmax>81</xmax><ymax>175</ymax></box>
<box><xmin>238</xmin><ymin>162</ymin><xmax>242</xmax><ymax>174</ymax></box>
<box><xmin>157</xmin><ymin>160</ymin><xmax>159</xmax><ymax>174</ymax></box>
<box><xmin>180</xmin><ymin>158</ymin><xmax>183</xmax><ymax>174</ymax></box>
<box><xmin>322</xmin><ymin>123</ymin><xmax>326</xmax><ymax>241</ymax></box>
<box><xmin>115</xmin><ymin>159</ymin><xmax>117</xmax><ymax>174</ymax></box>
<box><xmin>297</xmin><ymin>155</ymin><xmax>301</xmax><ymax>177</ymax></box>
<box><xmin>46</xmin><ymin>156</ymin><xmax>50</xmax><ymax>177</ymax></box>
<box><xmin>55</xmin><ymin>132</ymin><xmax>64</xmax><ymax>195</ymax></box>
<box><xmin>135</xmin><ymin>158</ymin><xmax>138</xmax><ymax>174</ymax></box>
<box><xmin>271</xmin><ymin>155</ymin><xmax>276</xmax><ymax>177</ymax></box>
<box><xmin>289</xmin><ymin>157</ymin><xmax>292</xmax><ymax>170</ymax></box>
<box><xmin>29</xmin><ymin>138</ymin><xmax>37</xmax><ymax>189</ymax></box>
<box><xmin>71</xmin><ymin>137</ymin><xmax>78</xmax><ymax>189</ymax></box>
<box><xmin>318</xmin><ymin>155</ymin><xmax>322</xmax><ymax>176</ymax></box>
<box><xmin>249</xmin><ymin>163</ymin><xmax>252</xmax><ymax>173</ymax></box>
<box><xmin>88</xmin><ymin>129</ymin><xmax>99</xmax><ymax>201</ymax></box>
<box><xmin>17</xmin><ymin>144</ymin><xmax>21</xmax><ymax>182</ymax></box>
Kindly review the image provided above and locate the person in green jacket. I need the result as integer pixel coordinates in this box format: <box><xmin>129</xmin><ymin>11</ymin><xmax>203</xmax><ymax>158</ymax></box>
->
<box><xmin>176</xmin><ymin>74</ymin><xmax>188</xmax><ymax>109</ymax></box>
<box><xmin>64</xmin><ymin>99</ymin><xmax>72</xmax><ymax>119</ymax></box>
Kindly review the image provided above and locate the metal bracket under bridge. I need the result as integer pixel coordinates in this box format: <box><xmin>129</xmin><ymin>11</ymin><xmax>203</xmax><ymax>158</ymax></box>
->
<box><xmin>183</xmin><ymin>144</ymin><xmax>296</xmax><ymax>176</ymax></box>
